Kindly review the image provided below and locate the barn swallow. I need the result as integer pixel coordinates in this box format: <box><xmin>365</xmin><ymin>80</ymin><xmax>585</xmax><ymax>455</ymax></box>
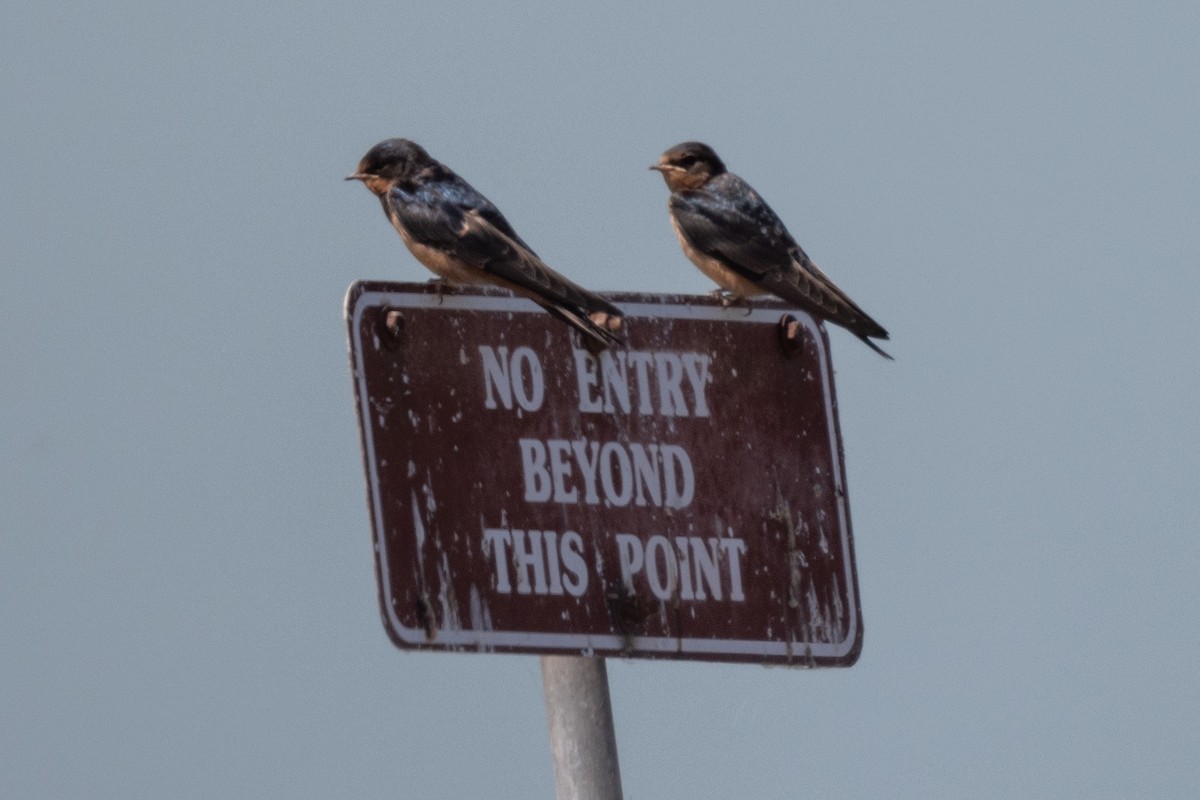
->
<box><xmin>651</xmin><ymin>142</ymin><xmax>892</xmax><ymax>359</ymax></box>
<box><xmin>348</xmin><ymin>138</ymin><xmax>623</xmax><ymax>347</ymax></box>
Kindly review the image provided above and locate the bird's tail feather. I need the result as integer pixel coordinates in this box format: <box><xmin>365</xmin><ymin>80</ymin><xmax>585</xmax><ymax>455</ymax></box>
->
<box><xmin>538</xmin><ymin>303</ymin><xmax>625</xmax><ymax>350</ymax></box>
<box><xmin>859</xmin><ymin>334</ymin><xmax>894</xmax><ymax>360</ymax></box>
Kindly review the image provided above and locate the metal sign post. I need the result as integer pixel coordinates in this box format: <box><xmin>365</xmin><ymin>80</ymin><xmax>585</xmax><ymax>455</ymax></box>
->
<box><xmin>542</xmin><ymin>656</ymin><xmax>623</xmax><ymax>800</ymax></box>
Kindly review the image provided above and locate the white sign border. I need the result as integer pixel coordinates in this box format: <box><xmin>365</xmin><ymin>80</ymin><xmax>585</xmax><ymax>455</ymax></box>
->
<box><xmin>347</xmin><ymin>283</ymin><xmax>861</xmax><ymax>663</ymax></box>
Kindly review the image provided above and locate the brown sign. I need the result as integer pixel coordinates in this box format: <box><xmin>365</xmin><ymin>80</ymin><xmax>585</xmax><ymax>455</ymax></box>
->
<box><xmin>346</xmin><ymin>281</ymin><xmax>862</xmax><ymax>666</ymax></box>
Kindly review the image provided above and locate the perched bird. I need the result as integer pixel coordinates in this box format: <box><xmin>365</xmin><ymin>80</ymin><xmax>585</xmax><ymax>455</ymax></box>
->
<box><xmin>348</xmin><ymin>138</ymin><xmax>623</xmax><ymax>347</ymax></box>
<box><xmin>651</xmin><ymin>142</ymin><xmax>891</xmax><ymax>359</ymax></box>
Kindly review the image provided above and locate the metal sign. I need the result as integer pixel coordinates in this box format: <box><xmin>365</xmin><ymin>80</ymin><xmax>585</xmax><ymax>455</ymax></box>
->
<box><xmin>346</xmin><ymin>281</ymin><xmax>862</xmax><ymax>666</ymax></box>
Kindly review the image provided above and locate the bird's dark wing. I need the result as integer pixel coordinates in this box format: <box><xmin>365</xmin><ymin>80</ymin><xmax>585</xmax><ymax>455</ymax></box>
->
<box><xmin>388</xmin><ymin>171</ymin><xmax>534</xmax><ymax>252</ymax></box>
<box><xmin>437</xmin><ymin>171</ymin><xmax>538</xmax><ymax>253</ymax></box>
<box><xmin>768</xmin><ymin>245</ymin><xmax>889</xmax><ymax>343</ymax></box>
<box><xmin>461</xmin><ymin>210</ymin><xmax>622</xmax><ymax>313</ymax></box>
<box><xmin>463</xmin><ymin>210</ymin><xmax>624</xmax><ymax>347</ymax></box>
<box><xmin>668</xmin><ymin>174</ymin><xmax>796</xmax><ymax>279</ymax></box>
<box><xmin>672</xmin><ymin>174</ymin><xmax>890</xmax><ymax>353</ymax></box>
<box><xmin>390</xmin><ymin>178</ymin><xmax>623</xmax><ymax>346</ymax></box>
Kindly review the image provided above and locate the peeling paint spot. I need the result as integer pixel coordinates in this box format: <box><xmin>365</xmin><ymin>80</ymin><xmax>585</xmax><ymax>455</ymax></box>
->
<box><xmin>438</xmin><ymin>552</ymin><xmax>460</xmax><ymax>631</ymax></box>
<box><xmin>469</xmin><ymin>585</ymin><xmax>494</xmax><ymax>632</ymax></box>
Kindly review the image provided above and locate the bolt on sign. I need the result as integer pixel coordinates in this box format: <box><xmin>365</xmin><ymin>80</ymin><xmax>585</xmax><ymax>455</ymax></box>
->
<box><xmin>345</xmin><ymin>281</ymin><xmax>863</xmax><ymax>666</ymax></box>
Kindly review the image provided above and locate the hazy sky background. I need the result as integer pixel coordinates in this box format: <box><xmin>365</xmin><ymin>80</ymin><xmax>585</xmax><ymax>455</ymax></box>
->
<box><xmin>4</xmin><ymin>2</ymin><xmax>1199</xmax><ymax>798</ymax></box>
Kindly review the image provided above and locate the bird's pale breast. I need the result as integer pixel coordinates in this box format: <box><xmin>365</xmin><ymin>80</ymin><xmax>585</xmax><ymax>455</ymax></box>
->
<box><xmin>670</xmin><ymin>213</ymin><xmax>766</xmax><ymax>298</ymax></box>
<box><xmin>389</xmin><ymin>212</ymin><xmax>488</xmax><ymax>285</ymax></box>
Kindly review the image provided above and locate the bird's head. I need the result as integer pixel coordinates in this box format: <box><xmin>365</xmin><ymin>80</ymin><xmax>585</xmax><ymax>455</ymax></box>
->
<box><xmin>345</xmin><ymin>138</ymin><xmax>434</xmax><ymax>196</ymax></box>
<box><xmin>650</xmin><ymin>141</ymin><xmax>726</xmax><ymax>192</ymax></box>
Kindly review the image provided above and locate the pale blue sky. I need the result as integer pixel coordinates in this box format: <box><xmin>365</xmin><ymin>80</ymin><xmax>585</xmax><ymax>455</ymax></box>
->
<box><xmin>3</xmin><ymin>2</ymin><xmax>1199</xmax><ymax>797</ymax></box>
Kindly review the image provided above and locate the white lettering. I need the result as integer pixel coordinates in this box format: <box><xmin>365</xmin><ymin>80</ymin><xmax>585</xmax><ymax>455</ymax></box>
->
<box><xmin>573</xmin><ymin>349</ymin><xmax>714</xmax><ymax>417</ymax></box>
<box><xmin>682</xmin><ymin>354</ymin><xmax>712</xmax><ymax>417</ymax></box>
<box><xmin>570</xmin><ymin>440</ymin><xmax>602</xmax><ymax>504</ymax></box>
<box><xmin>520</xmin><ymin>438</ymin><xmax>695</xmax><ymax>509</ymax></box>
<box><xmin>511</xmin><ymin>529</ymin><xmax>548</xmax><ymax>595</ymax></box>
<box><xmin>573</xmin><ymin>349</ymin><xmax>602</xmax><ymax>413</ymax></box>
<box><xmin>615</xmin><ymin>533</ymin><xmax>644</xmax><ymax>590</ymax></box>
<box><xmin>519</xmin><ymin>439</ymin><xmax>552</xmax><ymax>502</ymax></box>
<box><xmin>719</xmin><ymin>538</ymin><xmax>747</xmax><ymax>601</ymax></box>
<box><xmin>612</xmin><ymin>534</ymin><xmax>747</xmax><ymax>603</ymax></box>
<box><xmin>690</xmin><ymin>537</ymin><xmax>722</xmax><ymax>601</ymax></box>
<box><xmin>627</xmin><ymin>352</ymin><xmax>656</xmax><ymax>414</ymax></box>
<box><xmin>483</xmin><ymin>530</ymin><xmax>744</xmax><ymax>603</ymax></box>
<box><xmin>653</xmin><ymin>352</ymin><xmax>687</xmax><ymax>416</ymax></box>
<box><xmin>644</xmin><ymin>535</ymin><xmax>677</xmax><ymax>600</ymax></box>
<box><xmin>599</xmin><ymin>442</ymin><xmax>633</xmax><ymax>507</ymax></box>
<box><xmin>543</xmin><ymin>530</ymin><xmax>563</xmax><ymax>595</ymax></box>
<box><xmin>482</xmin><ymin>527</ymin><xmax>513</xmax><ymax>593</ymax></box>
<box><xmin>510</xmin><ymin>346</ymin><xmax>544</xmax><ymax>411</ymax></box>
<box><xmin>479</xmin><ymin>345</ymin><xmax>512</xmax><ymax>410</ymax></box>
<box><xmin>600</xmin><ymin>351</ymin><xmax>631</xmax><ymax>414</ymax></box>
<box><xmin>660</xmin><ymin>444</ymin><xmax>695</xmax><ymax>509</ymax></box>
<box><xmin>560</xmin><ymin>531</ymin><xmax>588</xmax><ymax>596</ymax></box>
<box><xmin>483</xmin><ymin>526</ymin><xmax>589</xmax><ymax>597</ymax></box>
<box><xmin>548</xmin><ymin>440</ymin><xmax>578</xmax><ymax>503</ymax></box>
<box><xmin>630</xmin><ymin>444</ymin><xmax>661</xmax><ymax>507</ymax></box>
<box><xmin>479</xmin><ymin>345</ymin><xmax>544</xmax><ymax>411</ymax></box>
<box><xmin>674</xmin><ymin>538</ymin><xmax>695</xmax><ymax>600</ymax></box>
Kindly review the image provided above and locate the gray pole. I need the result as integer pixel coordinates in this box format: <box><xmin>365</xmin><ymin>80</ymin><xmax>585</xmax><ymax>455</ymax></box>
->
<box><xmin>541</xmin><ymin>655</ymin><xmax>624</xmax><ymax>800</ymax></box>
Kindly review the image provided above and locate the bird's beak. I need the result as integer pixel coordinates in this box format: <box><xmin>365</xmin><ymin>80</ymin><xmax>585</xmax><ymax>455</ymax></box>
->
<box><xmin>345</xmin><ymin>172</ymin><xmax>371</xmax><ymax>182</ymax></box>
<box><xmin>649</xmin><ymin>164</ymin><xmax>669</xmax><ymax>172</ymax></box>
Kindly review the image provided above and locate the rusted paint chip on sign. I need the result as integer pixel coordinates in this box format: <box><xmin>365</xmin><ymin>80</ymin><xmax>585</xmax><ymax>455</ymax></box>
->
<box><xmin>345</xmin><ymin>281</ymin><xmax>863</xmax><ymax>666</ymax></box>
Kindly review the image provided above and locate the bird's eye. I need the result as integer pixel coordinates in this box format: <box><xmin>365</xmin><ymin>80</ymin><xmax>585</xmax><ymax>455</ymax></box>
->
<box><xmin>678</xmin><ymin>155</ymin><xmax>696</xmax><ymax>168</ymax></box>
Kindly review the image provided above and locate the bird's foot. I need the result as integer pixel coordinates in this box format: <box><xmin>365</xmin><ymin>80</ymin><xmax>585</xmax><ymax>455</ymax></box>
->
<box><xmin>426</xmin><ymin>277</ymin><xmax>451</xmax><ymax>305</ymax></box>
<box><xmin>578</xmin><ymin>311</ymin><xmax>625</xmax><ymax>355</ymax></box>
<box><xmin>709</xmin><ymin>289</ymin><xmax>752</xmax><ymax>313</ymax></box>
<box><xmin>588</xmin><ymin>311</ymin><xmax>624</xmax><ymax>336</ymax></box>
